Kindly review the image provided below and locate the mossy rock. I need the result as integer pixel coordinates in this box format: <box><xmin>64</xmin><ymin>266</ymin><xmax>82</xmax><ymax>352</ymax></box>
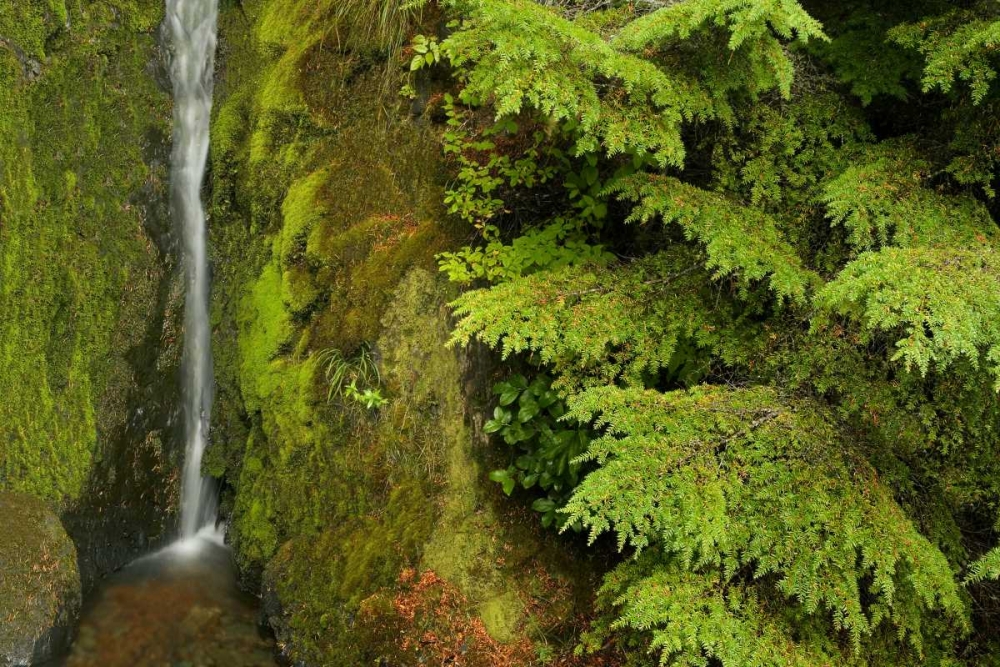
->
<box><xmin>209</xmin><ymin>1</ymin><xmax>602</xmax><ymax>663</ymax></box>
<box><xmin>0</xmin><ymin>492</ymin><xmax>81</xmax><ymax>666</ymax></box>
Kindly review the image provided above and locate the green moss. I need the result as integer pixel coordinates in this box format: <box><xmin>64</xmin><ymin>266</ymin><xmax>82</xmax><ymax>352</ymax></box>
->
<box><xmin>0</xmin><ymin>1</ymin><xmax>60</xmax><ymax>59</ymax></box>
<box><xmin>209</xmin><ymin>1</ymin><xmax>598</xmax><ymax>662</ymax></box>
<box><xmin>0</xmin><ymin>492</ymin><xmax>80</xmax><ymax>661</ymax></box>
<box><xmin>0</xmin><ymin>1</ymin><xmax>170</xmax><ymax>503</ymax></box>
<box><xmin>479</xmin><ymin>593</ymin><xmax>523</xmax><ymax>643</ymax></box>
<box><xmin>279</xmin><ymin>168</ymin><xmax>329</xmax><ymax>265</ymax></box>
<box><xmin>237</xmin><ymin>259</ymin><xmax>296</xmax><ymax>412</ymax></box>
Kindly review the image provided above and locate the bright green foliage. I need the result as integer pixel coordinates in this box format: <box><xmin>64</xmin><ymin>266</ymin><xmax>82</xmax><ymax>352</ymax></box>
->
<box><xmin>429</xmin><ymin>0</ymin><xmax>1000</xmax><ymax>664</ymax></box>
<box><xmin>438</xmin><ymin>218</ymin><xmax>614</xmax><ymax>284</ymax></box>
<box><xmin>613</xmin><ymin>0</ymin><xmax>825</xmax><ymax>99</ymax></box>
<box><xmin>563</xmin><ymin>386</ymin><xmax>966</xmax><ymax>652</ymax></box>
<box><xmin>590</xmin><ymin>557</ymin><xmax>855</xmax><ymax>666</ymax></box>
<box><xmin>816</xmin><ymin>247</ymin><xmax>1000</xmax><ymax>385</ymax></box>
<box><xmin>409</xmin><ymin>33</ymin><xmax>443</xmax><ymax>71</ymax></box>
<box><xmin>966</xmin><ymin>547</ymin><xmax>1000</xmax><ymax>585</ymax></box>
<box><xmin>820</xmin><ymin>141</ymin><xmax>997</xmax><ymax>251</ymax></box>
<box><xmin>891</xmin><ymin>13</ymin><xmax>1000</xmax><ymax>105</ymax></box>
<box><xmin>442</xmin><ymin>0</ymin><xmax>715</xmax><ymax>165</ymax></box>
<box><xmin>451</xmin><ymin>248</ymin><xmax>721</xmax><ymax>391</ymax></box>
<box><xmin>608</xmin><ymin>174</ymin><xmax>819</xmax><ymax>302</ymax></box>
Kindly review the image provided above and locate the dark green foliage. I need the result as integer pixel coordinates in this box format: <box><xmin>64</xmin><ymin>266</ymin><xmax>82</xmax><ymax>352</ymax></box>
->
<box><xmin>485</xmin><ymin>374</ymin><xmax>591</xmax><ymax>529</ymax></box>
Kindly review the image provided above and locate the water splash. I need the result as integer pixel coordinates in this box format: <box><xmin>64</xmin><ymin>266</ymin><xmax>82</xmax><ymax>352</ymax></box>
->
<box><xmin>166</xmin><ymin>0</ymin><xmax>218</xmax><ymax>538</ymax></box>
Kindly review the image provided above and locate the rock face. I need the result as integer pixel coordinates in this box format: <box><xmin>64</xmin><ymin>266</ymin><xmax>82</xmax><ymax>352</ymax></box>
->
<box><xmin>0</xmin><ymin>3</ymin><xmax>182</xmax><ymax>590</ymax></box>
<box><xmin>207</xmin><ymin>2</ymin><xmax>602</xmax><ymax>664</ymax></box>
<box><xmin>0</xmin><ymin>493</ymin><xmax>82</xmax><ymax>667</ymax></box>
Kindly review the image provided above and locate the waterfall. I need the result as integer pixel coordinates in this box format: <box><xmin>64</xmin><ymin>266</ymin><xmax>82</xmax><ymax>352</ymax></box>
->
<box><xmin>166</xmin><ymin>0</ymin><xmax>219</xmax><ymax>538</ymax></box>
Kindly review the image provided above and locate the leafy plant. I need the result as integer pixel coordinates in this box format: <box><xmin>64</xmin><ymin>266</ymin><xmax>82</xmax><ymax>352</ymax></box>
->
<box><xmin>317</xmin><ymin>344</ymin><xmax>387</xmax><ymax>410</ymax></box>
<box><xmin>409</xmin><ymin>34</ymin><xmax>443</xmax><ymax>71</ymax></box>
<box><xmin>344</xmin><ymin>381</ymin><xmax>389</xmax><ymax>410</ymax></box>
<box><xmin>485</xmin><ymin>374</ymin><xmax>590</xmax><ymax>529</ymax></box>
<box><xmin>437</xmin><ymin>94</ymin><xmax>562</xmax><ymax>227</ymax></box>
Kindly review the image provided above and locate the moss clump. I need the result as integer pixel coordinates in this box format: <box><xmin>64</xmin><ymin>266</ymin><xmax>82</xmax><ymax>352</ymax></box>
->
<box><xmin>0</xmin><ymin>492</ymin><xmax>81</xmax><ymax>665</ymax></box>
<box><xmin>0</xmin><ymin>1</ymin><xmax>171</xmax><ymax>504</ymax></box>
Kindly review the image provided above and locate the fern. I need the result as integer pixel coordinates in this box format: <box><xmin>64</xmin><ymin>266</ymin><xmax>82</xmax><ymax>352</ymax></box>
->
<box><xmin>607</xmin><ymin>173</ymin><xmax>820</xmax><ymax>303</ymax></box>
<box><xmin>437</xmin><ymin>218</ymin><xmax>615</xmax><ymax>285</ymax></box>
<box><xmin>562</xmin><ymin>385</ymin><xmax>968</xmax><ymax>654</ymax></box>
<box><xmin>420</xmin><ymin>1</ymin><xmax>1000</xmax><ymax>662</ymax></box>
<box><xmin>593</xmin><ymin>558</ymin><xmax>855</xmax><ymax>666</ymax></box>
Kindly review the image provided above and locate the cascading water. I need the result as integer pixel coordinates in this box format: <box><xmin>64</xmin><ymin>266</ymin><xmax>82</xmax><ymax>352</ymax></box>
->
<box><xmin>166</xmin><ymin>0</ymin><xmax>218</xmax><ymax>538</ymax></box>
<box><xmin>51</xmin><ymin>4</ymin><xmax>276</xmax><ymax>663</ymax></box>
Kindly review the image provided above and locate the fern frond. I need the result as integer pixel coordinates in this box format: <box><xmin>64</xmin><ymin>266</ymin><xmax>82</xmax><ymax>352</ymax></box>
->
<box><xmin>562</xmin><ymin>385</ymin><xmax>968</xmax><ymax>653</ymax></box>
<box><xmin>607</xmin><ymin>173</ymin><xmax>820</xmax><ymax>303</ymax></box>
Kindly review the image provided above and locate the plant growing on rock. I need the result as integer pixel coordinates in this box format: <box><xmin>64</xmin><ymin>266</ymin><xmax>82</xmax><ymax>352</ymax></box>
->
<box><xmin>318</xmin><ymin>344</ymin><xmax>388</xmax><ymax>411</ymax></box>
<box><xmin>486</xmin><ymin>374</ymin><xmax>591</xmax><ymax>529</ymax></box>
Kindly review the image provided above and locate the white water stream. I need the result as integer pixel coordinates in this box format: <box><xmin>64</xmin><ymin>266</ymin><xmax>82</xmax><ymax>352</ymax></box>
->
<box><xmin>166</xmin><ymin>0</ymin><xmax>218</xmax><ymax>538</ymax></box>
<box><xmin>54</xmin><ymin>5</ymin><xmax>279</xmax><ymax>665</ymax></box>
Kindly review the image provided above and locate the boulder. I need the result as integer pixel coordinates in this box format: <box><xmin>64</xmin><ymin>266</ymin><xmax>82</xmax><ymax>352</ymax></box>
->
<box><xmin>0</xmin><ymin>493</ymin><xmax>81</xmax><ymax>666</ymax></box>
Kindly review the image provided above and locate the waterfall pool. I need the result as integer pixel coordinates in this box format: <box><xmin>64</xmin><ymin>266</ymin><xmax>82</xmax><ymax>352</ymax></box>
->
<box><xmin>51</xmin><ymin>529</ymin><xmax>276</xmax><ymax>667</ymax></box>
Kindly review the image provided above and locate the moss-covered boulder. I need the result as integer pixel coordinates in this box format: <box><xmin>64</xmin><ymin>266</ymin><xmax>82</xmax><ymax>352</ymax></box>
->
<box><xmin>0</xmin><ymin>493</ymin><xmax>81</xmax><ymax>666</ymax></box>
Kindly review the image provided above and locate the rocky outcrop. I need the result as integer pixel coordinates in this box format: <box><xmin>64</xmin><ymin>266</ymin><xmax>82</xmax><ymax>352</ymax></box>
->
<box><xmin>0</xmin><ymin>37</ymin><xmax>42</xmax><ymax>81</ymax></box>
<box><xmin>0</xmin><ymin>493</ymin><xmax>81</xmax><ymax>666</ymax></box>
<box><xmin>0</xmin><ymin>2</ymin><xmax>182</xmax><ymax>590</ymax></box>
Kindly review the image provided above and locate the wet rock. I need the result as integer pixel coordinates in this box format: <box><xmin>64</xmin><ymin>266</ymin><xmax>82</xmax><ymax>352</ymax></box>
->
<box><xmin>0</xmin><ymin>492</ymin><xmax>82</xmax><ymax>666</ymax></box>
